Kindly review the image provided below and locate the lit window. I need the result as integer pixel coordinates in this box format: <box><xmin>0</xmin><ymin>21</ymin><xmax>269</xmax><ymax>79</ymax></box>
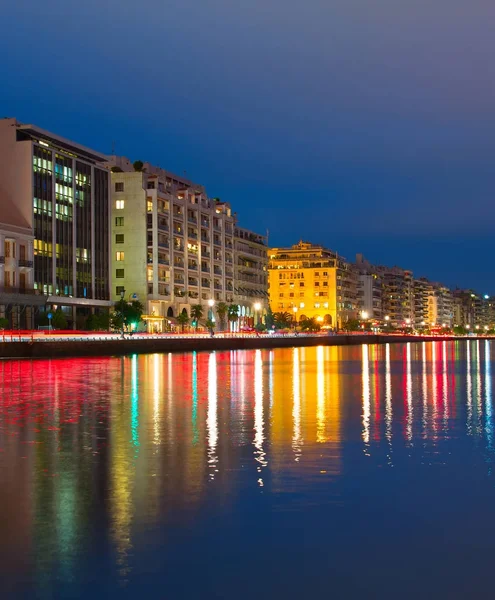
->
<box><xmin>116</xmin><ymin>199</ymin><xmax>125</xmax><ymax>210</ymax></box>
<box><xmin>116</xmin><ymin>251</ymin><xmax>125</xmax><ymax>261</ymax></box>
<box><xmin>115</xmin><ymin>182</ymin><xmax>124</xmax><ymax>192</ymax></box>
<box><xmin>116</xmin><ymin>269</ymin><xmax>124</xmax><ymax>278</ymax></box>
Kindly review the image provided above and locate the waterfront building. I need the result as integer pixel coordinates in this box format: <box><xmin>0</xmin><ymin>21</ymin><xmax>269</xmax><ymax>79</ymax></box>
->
<box><xmin>453</xmin><ymin>289</ymin><xmax>484</xmax><ymax>329</ymax></box>
<box><xmin>413</xmin><ymin>278</ymin><xmax>431</xmax><ymax>328</ymax></box>
<box><xmin>0</xmin><ymin>118</ymin><xmax>112</xmax><ymax>328</ymax></box>
<box><xmin>0</xmin><ymin>221</ymin><xmax>44</xmax><ymax>328</ymax></box>
<box><xmin>268</xmin><ymin>241</ymin><xmax>358</xmax><ymax>328</ymax></box>
<box><xmin>109</xmin><ymin>156</ymin><xmax>266</xmax><ymax>331</ymax></box>
<box><xmin>378</xmin><ymin>266</ymin><xmax>414</xmax><ymax>326</ymax></box>
<box><xmin>355</xmin><ymin>254</ymin><xmax>383</xmax><ymax>321</ymax></box>
<box><xmin>426</xmin><ymin>284</ymin><xmax>453</xmax><ymax>328</ymax></box>
<box><xmin>233</xmin><ymin>227</ymin><xmax>268</xmax><ymax>327</ymax></box>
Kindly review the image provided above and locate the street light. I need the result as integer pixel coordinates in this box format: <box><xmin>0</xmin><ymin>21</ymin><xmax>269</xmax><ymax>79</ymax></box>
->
<box><xmin>361</xmin><ymin>311</ymin><xmax>368</xmax><ymax>320</ymax></box>
<box><xmin>292</xmin><ymin>306</ymin><xmax>298</xmax><ymax>329</ymax></box>
<box><xmin>254</xmin><ymin>302</ymin><xmax>261</xmax><ymax>327</ymax></box>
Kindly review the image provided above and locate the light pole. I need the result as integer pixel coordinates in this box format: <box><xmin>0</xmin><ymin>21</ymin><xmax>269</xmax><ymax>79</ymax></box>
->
<box><xmin>119</xmin><ymin>288</ymin><xmax>126</xmax><ymax>337</ymax></box>
<box><xmin>292</xmin><ymin>305</ymin><xmax>298</xmax><ymax>330</ymax></box>
<box><xmin>208</xmin><ymin>298</ymin><xmax>215</xmax><ymax>320</ymax></box>
<box><xmin>254</xmin><ymin>302</ymin><xmax>261</xmax><ymax>328</ymax></box>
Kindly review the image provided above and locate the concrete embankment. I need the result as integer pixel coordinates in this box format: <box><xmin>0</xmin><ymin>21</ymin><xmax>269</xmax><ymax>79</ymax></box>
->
<box><xmin>0</xmin><ymin>334</ymin><xmax>485</xmax><ymax>360</ymax></box>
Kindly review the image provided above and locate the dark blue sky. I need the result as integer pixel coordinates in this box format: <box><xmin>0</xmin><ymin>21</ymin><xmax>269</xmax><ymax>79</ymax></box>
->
<box><xmin>2</xmin><ymin>0</ymin><xmax>494</xmax><ymax>291</ymax></box>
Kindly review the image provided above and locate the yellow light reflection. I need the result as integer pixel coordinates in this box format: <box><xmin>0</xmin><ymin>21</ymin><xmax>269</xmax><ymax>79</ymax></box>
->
<box><xmin>153</xmin><ymin>353</ymin><xmax>160</xmax><ymax>446</ymax></box>
<box><xmin>316</xmin><ymin>346</ymin><xmax>327</xmax><ymax>443</ymax></box>
<box><xmin>292</xmin><ymin>348</ymin><xmax>302</xmax><ymax>462</ymax></box>
<box><xmin>466</xmin><ymin>342</ymin><xmax>472</xmax><ymax>435</ymax></box>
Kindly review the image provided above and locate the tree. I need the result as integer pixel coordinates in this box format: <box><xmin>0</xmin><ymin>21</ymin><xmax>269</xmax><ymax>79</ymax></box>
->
<box><xmin>264</xmin><ymin>306</ymin><xmax>275</xmax><ymax>330</ymax></box>
<box><xmin>190</xmin><ymin>304</ymin><xmax>204</xmax><ymax>330</ymax></box>
<box><xmin>176</xmin><ymin>311</ymin><xmax>190</xmax><ymax>333</ymax></box>
<box><xmin>52</xmin><ymin>308</ymin><xmax>68</xmax><ymax>330</ymax></box>
<box><xmin>453</xmin><ymin>325</ymin><xmax>467</xmax><ymax>336</ymax></box>
<box><xmin>85</xmin><ymin>312</ymin><xmax>110</xmax><ymax>331</ymax></box>
<box><xmin>111</xmin><ymin>298</ymin><xmax>144</xmax><ymax>333</ymax></box>
<box><xmin>342</xmin><ymin>318</ymin><xmax>361</xmax><ymax>332</ymax></box>
<box><xmin>133</xmin><ymin>160</ymin><xmax>144</xmax><ymax>172</ymax></box>
<box><xmin>228</xmin><ymin>304</ymin><xmax>240</xmax><ymax>331</ymax></box>
<box><xmin>111</xmin><ymin>166</ymin><xmax>123</xmax><ymax>173</ymax></box>
<box><xmin>0</xmin><ymin>317</ymin><xmax>9</xmax><ymax>330</ymax></box>
<box><xmin>300</xmin><ymin>317</ymin><xmax>321</xmax><ymax>332</ymax></box>
<box><xmin>215</xmin><ymin>302</ymin><xmax>229</xmax><ymax>331</ymax></box>
<box><xmin>274</xmin><ymin>311</ymin><xmax>292</xmax><ymax>329</ymax></box>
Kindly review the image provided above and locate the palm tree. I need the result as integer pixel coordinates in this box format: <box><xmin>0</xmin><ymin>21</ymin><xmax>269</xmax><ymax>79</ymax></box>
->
<box><xmin>176</xmin><ymin>311</ymin><xmax>190</xmax><ymax>333</ymax></box>
<box><xmin>190</xmin><ymin>304</ymin><xmax>204</xmax><ymax>330</ymax></box>
<box><xmin>300</xmin><ymin>317</ymin><xmax>321</xmax><ymax>332</ymax></box>
<box><xmin>216</xmin><ymin>302</ymin><xmax>229</xmax><ymax>331</ymax></box>
<box><xmin>228</xmin><ymin>304</ymin><xmax>240</xmax><ymax>332</ymax></box>
<box><xmin>274</xmin><ymin>311</ymin><xmax>292</xmax><ymax>329</ymax></box>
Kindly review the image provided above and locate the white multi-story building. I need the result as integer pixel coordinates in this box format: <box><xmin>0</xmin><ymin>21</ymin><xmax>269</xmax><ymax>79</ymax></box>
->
<box><xmin>109</xmin><ymin>157</ymin><xmax>266</xmax><ymax>331</ymax></box>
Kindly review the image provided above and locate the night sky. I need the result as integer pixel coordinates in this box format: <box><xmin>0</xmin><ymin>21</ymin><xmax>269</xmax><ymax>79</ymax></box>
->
<box><xmin>2</xmin><ymin>0</ymin><xmax>494</xmax><ymax>291</ymax></box>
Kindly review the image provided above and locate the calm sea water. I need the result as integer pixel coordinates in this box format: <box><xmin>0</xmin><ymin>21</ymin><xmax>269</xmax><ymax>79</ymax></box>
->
<box><xmin>1</xmin><ymin>341</ymin><xmax>495</xmax><ymax>599</ymax></box>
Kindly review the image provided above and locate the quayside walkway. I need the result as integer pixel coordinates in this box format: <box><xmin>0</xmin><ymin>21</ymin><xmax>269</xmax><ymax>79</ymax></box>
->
<box><xmin>0</xmin><ymin>330</ymin><xmax>491</xmax><ymax>360</ymax></box>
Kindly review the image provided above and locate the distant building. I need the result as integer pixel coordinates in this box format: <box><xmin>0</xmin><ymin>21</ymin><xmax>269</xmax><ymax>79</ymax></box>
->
<box><xmin>268</xmin><ymin>241</ymin><xmax>358</xmax><ymax>328</ymax></box>
<box><xmin>0</xmin><ymin>118</ymin><xmax>111</xmax><ymax>328</ymax></box>
<box><xmin>378</xmin><ymin>266</ymin><xmax>414</xmax><ymax>326</ymax></box>
<box><xmin>355</xmin><ymin>254</ymin><xmax>383</xmax><ymax>321</ymax></box>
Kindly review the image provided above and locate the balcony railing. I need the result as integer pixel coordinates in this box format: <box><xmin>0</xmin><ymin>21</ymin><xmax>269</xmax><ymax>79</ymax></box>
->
<box><xmin>0</xmin><ymin>286</ymin><xmax>40</xmax><ymax>296</ymax></box>
<box><xmin>19</xmin><ymin>259</ymin><xmax>34</xmax><ymax>268</ymax></box>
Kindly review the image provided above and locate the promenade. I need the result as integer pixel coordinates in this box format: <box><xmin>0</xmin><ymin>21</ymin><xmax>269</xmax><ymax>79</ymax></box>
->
<box><xmin>0</xmin><ymin>330</ymin><xmax>490</xmax><ymax>359</ymax></box>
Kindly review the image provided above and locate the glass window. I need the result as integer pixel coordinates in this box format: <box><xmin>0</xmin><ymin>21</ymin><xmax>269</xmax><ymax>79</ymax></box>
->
<box><xmin>115</xmin><ymin>234</ymin><xmax>124</xmax><ymax>244</ymax></box>
<box><xmin>115</xmin><ymin>182</ymin><xmax>124</xmax><ymax>192</ymax></box>
<box><xmin>115</xmin><ymin>217</ymin><xmax>124</xmax><ymax>226</ymax></box>
<box><xmin>116</xmin><ymin>251</ymin><xmax>125</xmax><ymax>261</ymax></box>
<box><xmin>116</xmin><ymin>200</ymin><xmax>125</xmax><ymax>210</ymax></box>
<box><xmin>116</xmin><ymin>286</ymin><xmax>125</xmax><ymax>295</ymax></box>
<box><xmin>116</xmin><ymin>269</ymin><xmax>124</xmax><ymax>278</ymax></box>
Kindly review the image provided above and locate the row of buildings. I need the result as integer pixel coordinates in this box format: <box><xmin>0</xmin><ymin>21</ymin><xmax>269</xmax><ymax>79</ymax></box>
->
<box><xmin>0</xmin><ymin>116</ymin><xmax>492</xmax><ymax>331</ymax></box>
<box><xmin>0</xmin><ymin>117</ymin><xmax>268</xmax><ymax>331</ymax></box>
<box><xmin>268</xmin><ymin>243</ymin><xmax>494</xmax><ymax>329</ymax></box>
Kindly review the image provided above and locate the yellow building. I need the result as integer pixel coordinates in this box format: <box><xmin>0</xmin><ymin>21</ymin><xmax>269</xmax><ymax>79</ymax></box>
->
<box><xmin>268</xmin><ymin>241</ymin><xmax>358</xmax><ymax>328</ymax></box>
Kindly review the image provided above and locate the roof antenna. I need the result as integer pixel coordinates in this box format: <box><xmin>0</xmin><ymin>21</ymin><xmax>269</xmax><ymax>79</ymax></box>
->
<box><xmin>111</xmin><ymin>140</ymin><xmax>116</xmax><ymax>155</ymax></box>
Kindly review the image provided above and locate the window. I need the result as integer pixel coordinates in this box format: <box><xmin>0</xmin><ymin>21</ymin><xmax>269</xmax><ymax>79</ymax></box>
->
<box><xmin>147</xmin><ymin>199</ymin><xmax>153</xmax><ymax>212</ymax></box>
<box><xmin>323</xmin><ymin>281</ymin><xmax>328</xmax><ymax>286</ymax></box>
<box><xmin>116</xmin><ymin>251</ymin><xmax>125</xmax><ymax>261</ymax></box>
<box><xmin>19</xmin><ymin>245</ymin><xmax>26</xmax><ymax>260</ymax></box>
<box><xmin>115</xmin><ymin>182</ymin><xmax>124</xmax><ymax>192</ymax></box>
<box><xmin>299</xmin><ymin>282</ymin><xmax>304</xmax><ymax>287</ymax></box>
<box><xmin>116</xmin><ymin>286</ymin><xmax>125</xmax><ymax>296</ymax></box>
<box><xmin>116</xmin><ymin>269</ymin><xmax>124</xmax><ymax>278</ymax></box>
<box><xmin>115</xmin><ymin>234</ymin><xmax>124</xmax><ymax>244</ymax></box>
<box><xmin>315</xmin><ymin>272</ymin><xmax>319</xmax><ymax>277</ymax></box>
<box><xmin>323</xmin><ymin>271</ymin><xmax>328</xmax><ymax>276</ymax></box>
<box><xmin>4</xmin><ymin>241</ymin><xmax>10</xmax><ymax>258</ymax></box>
<box><xmin>115</xmin><ymin>217</ymin><xmax>124</xmax><ymax>226</ymax></box>
<box><xmin>115</xmin><ymin>199</ymin><xmax>125</xmax><ymax>210</ymax></box>
<box><xmin>279</xmin><ymin>293</ymin><xmax>284</xmax><ymax>298</ymax></box>
<box><xmin>315</xmin><ymin>281</ymin><xmax>320</xmax><ymax>287</ymax></box>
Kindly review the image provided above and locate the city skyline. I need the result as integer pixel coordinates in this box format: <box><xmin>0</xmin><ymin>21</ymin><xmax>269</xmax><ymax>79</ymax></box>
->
<box><xmin>2</xmin><ymin>1</ymin><xmax>494</xmax><ymax>291</ymax></box>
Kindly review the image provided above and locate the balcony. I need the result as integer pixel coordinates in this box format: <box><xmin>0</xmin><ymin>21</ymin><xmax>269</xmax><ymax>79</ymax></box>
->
<box><xmin>201</xmin><ymin>266</ymin><xmax>210</xmax><ymax>273</ymax></box>
<box><xmin>188</xmin><ymin>216</ymin><xmax>197</xmax><ymax>224</ymax></box>
<box><xmin>213</xmin><ymin>267</ymin><xmax>222</xmax><ymax>275</ymax></box>
<box><xmin>157</xmin><ymin>220</ymin><xmax>169</xmax><ymax>231</ymax></box>
<box><xmin>158</xmin><ymin>284</ymin><xmax>170</xmax><ymax>297</ymax></box>
<box><xmin>188</xmin><ymin>232</ymin><xmax>198</xmax><ymax>240</ymax></box>
<box><xmin>188</xmin><ymin>262</ymin><xmax>198</xmax><ymax>270</ymax></box>
<box><xmin>158</xmin><ymin>241</ymin><xmax>169</xmax><ymax>249</ymax></box>
<box><xmin>18</xmin><ymin>259</ymin><xmax>34</xmax><ymax>268</ymax></box>
<box><xmin>157</xmin><ymin>257</ymin><xmax>169</xmax><ymax>266</ymax></box>
<box><xmin>188</xmin><ymin>279</ymin><xmax>198</xmax><ymax>286</ymax></box>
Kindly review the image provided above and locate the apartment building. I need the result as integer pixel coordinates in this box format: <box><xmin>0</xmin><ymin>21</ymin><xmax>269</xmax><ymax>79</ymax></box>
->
<box><xmin>426</xmin><ymin>284</ymin><xmax>453</xmax><ymax>327</ymax></box>
<box><xmin>355</xmin><ymin>254</ymin><xmax>382</xmax><ymax>321</ymax></box>
<box><xmin>378</xmin><ymin>266</ymin><xmax>414</xmax><ymax>325</ymax></box>
<box><xmin>234</xmin><ymin>227</ymin><xmax>268</xmax><ymax>327</ymax></box>
<box><xmin>109</xmin><ymin>157</ymin><xmax>266</xmax><ymax>331</ymax></box>
<box><xmin>453</xmin><ymin>289</ymin><xmax>484</xmax><ymax>328</ymax></box>
<box><xmin>268</xmin><ymin>241</ymin><xmax>358</xmax><ymax>328</ymax></box>
<box><xmin>0</xmin><ymin>118</ymin><xmax>111</xmax><ymax>328</ymax></box>
<box><xmin>413</xmin><ymin>278</ymin><xmax>431</xmax><ymax>328</ymax></box>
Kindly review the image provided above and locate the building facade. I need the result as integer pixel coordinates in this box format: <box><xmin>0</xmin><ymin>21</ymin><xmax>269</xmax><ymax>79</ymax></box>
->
<box><xmin>0</xmin><ymin>118</ymin><xmax>111</xmax><ymax>328</ymax></box>
<box><xmin>268</xmin><ymin>241</ymin><xmax>358</xmax><ymax>328</ymax></box>
<box><xmin>109</xmin><ymin>157</ymin><xmax>267</xmax><ymax>331</ymax></box>
<box><xmin>378</xmin><ymin>266</ymin><xmax>414</xmax><ymax>326</ymax></box>
<box><xmin>355</xmin><ymin>254</ymin><xmax>383</xmax><ymax>321</ymax></box>
<box><xmin>234</xmin><ymin>227</ymin><xmax>268</xmax><ymax>327</ymax></box>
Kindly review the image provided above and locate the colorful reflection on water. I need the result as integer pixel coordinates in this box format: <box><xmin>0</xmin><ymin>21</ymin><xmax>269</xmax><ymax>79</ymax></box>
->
<box><xmin>1</xmin><ymin>341</ymin><xmax>495</xmax><ymax>599</ymax></box>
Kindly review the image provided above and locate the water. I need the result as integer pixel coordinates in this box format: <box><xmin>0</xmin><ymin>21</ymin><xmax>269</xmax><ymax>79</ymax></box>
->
<box><xmin>1</xmin><ymin>341</ymin><xmax>495</xmax><ymax>599</ymax></box>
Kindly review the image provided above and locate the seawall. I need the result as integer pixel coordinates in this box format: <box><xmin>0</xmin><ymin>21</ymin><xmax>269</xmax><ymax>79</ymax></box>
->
<box><xmin>0</xmin><ymin>334</ymin><xmax>488</xmax><ymax>360</ymax></box>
